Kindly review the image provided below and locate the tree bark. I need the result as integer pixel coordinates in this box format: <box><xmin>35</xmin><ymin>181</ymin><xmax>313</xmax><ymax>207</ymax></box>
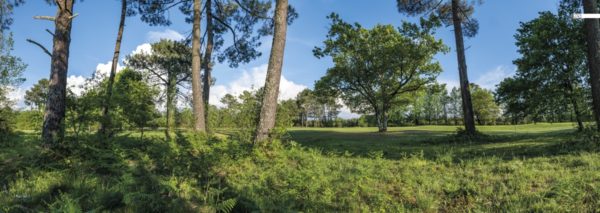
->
<box><xmin>42</xmin><ymin>0</ymin><xmax>75</xmax><ymax>146</ymax></box>
<box><xmin>202</xmin><ymin>0</ymin><xmax>214</xmax><ymax>128</ymax></box>
<box><xmin>165</xmin><ymin>75</ymin><xmax>176</xmax><ymax>140</ymax></box>
<box><xmin>583</xmin><ymin>0</ymin><xmax>600</xmax><ymax>131</ymax></box>
<box><xmin>100</xmin><ymin>0</ymin><xmax>127</xmax><ymax>136</ymax></box>
<box><xmin>191</xmin><ymin>0</ymin><xmax>207</xmax><ymax>132</ymax></box>
<box><xmin>451</xmin><ymin>0</ymin><xmax>477</xmax><ymax>135</ymax></box>
<box><xmin>566</xmin><ymin>82</ymin><xmax>584</xmax><ymax>131</ymax></box>
<box><xmin>254</xmin><ymin>0</ymin><xmax>289</xmax><ymax>143</ymax></box>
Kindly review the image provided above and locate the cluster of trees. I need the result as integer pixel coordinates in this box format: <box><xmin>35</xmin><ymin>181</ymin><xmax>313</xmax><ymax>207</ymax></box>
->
<box><xmin>2</xmin><ymin>0</ymin><xmax>295</xmax><ymax>147</ymax></box>
<box><xmin>6</xmin><ymin>0</ymin><xmax>600</xmax><ymax>150</ymax></box>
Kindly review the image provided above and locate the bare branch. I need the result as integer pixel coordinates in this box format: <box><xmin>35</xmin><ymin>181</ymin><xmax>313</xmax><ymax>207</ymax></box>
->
<box><xmin>46</xmin><ymin>29</ymin><xmax>55</xmax><ymax>37</ymax></box>
<box><xmin>26</xmin><ymin>39</ymin><xmax>52</xmax><ymax>57</ymax></box>
<box><xmin>33</xmin><ymin>16</ymin><xmax>56</xmax><ymax>21</ymax></box>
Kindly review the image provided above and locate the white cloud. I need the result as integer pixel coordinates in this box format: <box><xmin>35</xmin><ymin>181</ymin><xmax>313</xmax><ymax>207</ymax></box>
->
<box><xmin>92</xmin><ymin>61</ymin><xmax>124</xmax><ymax>81</ymax></box>
<box><xmin>147</xmin><ymin>29</ymin><xmax>185</xmax><ymax>43</ymax></box>
<box><xmin>474</xmin><ymin>66</ymin><xmax>515</xmax><ymax>90</ymax></box>
<box><xmin>209</xmin><ymin>64</ymin><xmax>307</xmax><ymax>107</ymax></box>
<box><xmin>131</xmin><ymin>43</ymin><xmax>152</xmax><ymax>56</ymax></box>
<box><xmin>6</xmin><ymin>86</ymin><xmax>25</xmax><ymax>109</ymax></box>
<box><xmin>337</xmin><ymin>99</ymin><xmax>360</xmax><ymax>119</ymax></box>
<box><xmin>67</xmin><ymin>75</ymin><xmax>88</xmax><ymax>97</ymax></box>
<box><xmin>438</xmin><ymin>78</ymin><xmax>460</xmax><ymax>91</ymax></box>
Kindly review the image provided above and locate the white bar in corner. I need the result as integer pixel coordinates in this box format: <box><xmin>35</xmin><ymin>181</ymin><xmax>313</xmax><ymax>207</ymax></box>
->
<box><xmin>573</xmin><ymin>13</ymin><xmax>600</xmax><ymax>19</ymax></box>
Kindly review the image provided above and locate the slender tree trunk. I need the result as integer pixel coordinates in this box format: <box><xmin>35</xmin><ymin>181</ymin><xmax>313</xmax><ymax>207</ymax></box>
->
<box><xmin>191</xmin><ymin>0</ymin><xmax>207</xmax><ymax>132</ymax></box>
<box><xmin>100</xmin><ymin>0</ymin><xmax>127</xmax><ymax>136</ymax></box>
<box><xmin>202</xmin><ymin>0</ymin><xmax>214</xmax><ymax>128</ymax></box>
<box><xmin>42</xmin><ymin>0</ymin><xmax>75</xmax><ymax>147</ymax></box>
<box><xmin>165</xmin><ymin>76</ymin><xmax>176</xmax><ymax>140</ymax></box>
<box><xmin>451</xmin><ymin>0</ymin><xmax>476</xmax><ymax>135</ymax></box>
<box><xmin>254</xmin><ymin>0</ymin><xmax>289</xmax><ymax>143</ymax></box>
<box><xmin>583</xmin><ymin>0</ymin><xmax>600</xmax><ymax>131</ymax></box>
<box><xmin>566</xmin><ymin>82</ymin><xmax>584</xmax><ymax>131</ymax></box>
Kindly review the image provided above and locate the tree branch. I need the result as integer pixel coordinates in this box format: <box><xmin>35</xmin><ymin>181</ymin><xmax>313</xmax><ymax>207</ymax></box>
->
<box><xmin>46</xmin><ymin>29</ymin><xmax>55</xmax><ymax>37</ymax></box>
<box><xmin>26</xmin><ymin>39</ymin><xmax>52</xmax><ymax>57</ymax></box>
<box><xmin>33</xmin><ymin>16</ymin><xmax>56</xmax><ymax>21</ymax></box>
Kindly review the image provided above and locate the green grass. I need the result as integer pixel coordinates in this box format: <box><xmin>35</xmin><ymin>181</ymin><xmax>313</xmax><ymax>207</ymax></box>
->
<box><xmin>288</xmin><ymin>123</ymin><xmax>577</xmax><ymax>160</ymax></box>
<box><xmin>2</xmin><ymin>123</ymin><xmax>600</xmax><ymax>212</ymax></box>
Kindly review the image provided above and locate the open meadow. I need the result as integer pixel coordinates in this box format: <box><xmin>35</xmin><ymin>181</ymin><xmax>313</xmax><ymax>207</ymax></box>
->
<box><xmin>2</xmin><ymin>123</ymin><xmax>600</xmax><ymax>212</ymax></box>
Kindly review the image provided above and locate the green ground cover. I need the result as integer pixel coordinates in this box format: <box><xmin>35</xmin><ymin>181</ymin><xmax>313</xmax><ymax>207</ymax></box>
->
<box><xmin>2</xmin><ymin>123</ymin><xmax>599</xmax><ymax>212</ymax></box>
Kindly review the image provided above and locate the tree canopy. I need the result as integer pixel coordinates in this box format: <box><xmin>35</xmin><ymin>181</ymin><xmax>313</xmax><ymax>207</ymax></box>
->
<box><xmin>314</xmin><ymin>13</ymin><xmax>447</xmax><ymax>132</ymax></box>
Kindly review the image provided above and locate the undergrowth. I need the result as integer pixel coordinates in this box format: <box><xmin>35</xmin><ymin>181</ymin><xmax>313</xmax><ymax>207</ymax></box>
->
<box><xmin>1</xmin><ymin>128</ymin><xmax>600</xmax><ymax>212</ymax></box>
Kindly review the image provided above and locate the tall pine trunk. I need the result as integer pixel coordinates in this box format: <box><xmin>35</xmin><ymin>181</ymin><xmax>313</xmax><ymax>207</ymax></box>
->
<box><xmin>202</xmin><ymin>0</ymin><xmax>214</xmax><ymax>128</ymax></box>
<box><xmin>254</xmin><ymin>0</ymin><xmax>289</xmax><ymax>143</ymax></box>
<box><xmin>100</xmin><ymin>0</ymin><xmax>127</xmax><ymax>135</ymax></box>
<box><xmin>191</xmin><ymin>0</ymin><xmax>207</xmax><ymax>132</ymax></box>
<box><xmin>583</xmin><ymin>0</ymin><xmax>600</xmax><ymax>131</ymax></box>
<box><xmin>451</xmin><ymin>0</ymin><xmax>476</xmax><ymax>135</ymax></box>
<box><xmin>42</xmin><ymin>0</ymin><xmax>75</xmax><ymax>146</ymax></box>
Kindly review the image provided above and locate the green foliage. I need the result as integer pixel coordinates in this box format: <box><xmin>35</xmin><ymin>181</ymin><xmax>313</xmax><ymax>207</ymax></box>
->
<box><xmin>24</xmin><ymin>78</ymin><xmax>49</xmax><ymax>111</ymax></box>
<box><xmin>3</xmin><ymin>124</ymin><xmax>600</xmax><ymax>212</ymax></box>
<box><xmin>114</xmin><ymin>68</ymin><xmax>159</xmax><ymax>136</ymax></box>
<box><xmin>14</xmin><ymin>110</ymin><xmax>44</xmax><ymax>131</ymax></box>
<box><xmin>0</xmin><ymin>32</ymin><xmax>25</xmax><ymax>136</ymax></box>
<box><xmin>471</xmin><ymin>84</ymin><xmax>500</xmax><ymax>125</ymax></box>
<box><xmin>295</xmin><ymin>88</ymin><xmax>341</xmax><ymax>127</ymax></box>
<box><xmin>497</xmin><ymin>3</ymin><xmax>589</xmax><ymax>125</ymax></box>
<box><xmin>314</xmin><ymin>13</ymin><xmax>447</xmax><ymax>131</ymax></box>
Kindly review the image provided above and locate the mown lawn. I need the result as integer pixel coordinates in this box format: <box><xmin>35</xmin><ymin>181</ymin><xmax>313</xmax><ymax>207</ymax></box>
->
<box><xmin>2</xmin><ymin>123</ymin><xmax>600</xmax><ymax>212</ymax></box>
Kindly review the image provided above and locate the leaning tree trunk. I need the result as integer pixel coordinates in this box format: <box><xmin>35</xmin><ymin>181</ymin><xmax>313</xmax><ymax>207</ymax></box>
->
<box><xmin>202</xmin><ymin>0</ymin><xmax>214</xmax><ymax>128</ymax></box>
<box><xmin>100</xmin><ymin>0</ymin><xmax>127</xmax><ymax>136</ymax></box>
<box><xmin>254</xmin><ymin>0</ymin><xmax>289</xmax><ymax>143</ymax></box>
<box><xmin>451</xmin><ymin>0</ymin><xmax>476</xmax><ymax>135</ymax></box>
<box><xmin>42</xmin><ymin>0</ymin><xmax>75</xmax><ymax>147</ymax></box>
<box><xmin>191</xmin><ymin>0</ymin><xmax>207</xmax><ymax>132</ymax></box>
<box><xmin>583</xmin><ymin>0</ymin><xmax>600</xmax><ymax>131</ymax></box>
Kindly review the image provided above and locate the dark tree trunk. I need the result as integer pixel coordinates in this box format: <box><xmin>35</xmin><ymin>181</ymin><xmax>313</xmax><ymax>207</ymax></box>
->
<box><xmin>165</xmin><ymin>76</ymin><xmax>176</xmax><ymax>140</ymax></box>
<box><xmin>202</xmin><ymin>0</ymin><xmax>214</xmax><ymax>128</ymax></box>
<box><xmin>254</xmin><ymin>0</ymin><xmax>289</xmax><ymax>143</ymax></box>
<box><xmin>583</xmin><ymin>0</ymin><xmax>600</xmax><ymax>131</ymax></box>
<box><xmin>191</xmin><ymin>0</ymin><xmax>207</xmax><ymax>132</ymax></box>
<box><xmin>566</xmin><ymin>82</ymin><xmax>584</xmax><ymax>131</ymax></box>
<box><xmin>452</xmin><ymin>0</ymin><xmax>476</xmax><ymax>135</ymax></box>
<box><xmin>42</xmin><ymin>0</ymin><xmax>75</xmax><ymax>147</ymax></box>
<box><xmin>100</xmin><ymin>0</ymin><xmax>127</xmax><ymax>135</ymax></box>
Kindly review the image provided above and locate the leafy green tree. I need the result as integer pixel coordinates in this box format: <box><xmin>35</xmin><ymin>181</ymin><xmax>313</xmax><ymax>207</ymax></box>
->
<box><xmin>470</xmin><ymin>84</ymin><xmax>499</xmax><ymax>125</ymax></box>
<box><xmin>0</xmin><ymin>0</ymin><xmax>24</xmax><ymax>32</ymax></box>
<box><xmin>25</xmin><ymin>79</ymin><xmax>49</xmax><ymax>111</ymax></box>
<box><xmin>497</xmin><ymin>5</ymin><xmax>588</xmax><ymax>130</ymax></box>
<box><xmin>114</xmin><ymin>68</ymin><xmax>159</xmax><ymax>139</ymax></box>
<box><xmin>66</xmin><ymin>84</ymin><xmax>102</xmax><ymax>139</ymax></box>
<box><xmin>295</xmin><ymin>88</ymin><xmax>341</xmax><ymax>127</ymax></box>
<box><xmin>100</xmin><ymin>0</ymin><xmax>139</xmax><ymax>135</ymax></box>
<box><xmin>314</xmin><ymin>14</ymin><xmax>446</xmax><ymax>132</ymax></box>
<box><xmin>448</xmin><ymin>87</ymin><xmax>462</xmax><ymax>125</ymax></box>
<box><xmin>0</xmin><ymin>33</ymin><xmax>26</xmax><ymax>136</ymax></box>
<box><xmin>397</xmin><ymin>0</ymin><xmax>482</xmax><ymax>134</ymax></box>
<box><xmin>126</xmin><ymin>40</ymin><xmax>192</xmax><ymax>139</ymax></box>
<box><xmin>130</xmin><ymin>0</ymin><xmax>296</xmax><ymax>131</ymax></box>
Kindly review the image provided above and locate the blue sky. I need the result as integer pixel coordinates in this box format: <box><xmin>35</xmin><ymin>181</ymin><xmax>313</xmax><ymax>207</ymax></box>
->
<box><xmin>8</xmin><ymin>0</ymin><xmax>559</xmax><ymax>113</ymax></box>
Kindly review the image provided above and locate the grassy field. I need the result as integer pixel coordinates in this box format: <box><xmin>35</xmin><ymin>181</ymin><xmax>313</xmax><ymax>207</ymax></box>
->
<box><xmin>2</xmin><ymin>123</ymin><xmax>600</xmax><ymax>212</ymax></box>
<box><xmin>288</xmin><ymin>123</ymin><xmax>577</xmax><ymax>160</ymax></box>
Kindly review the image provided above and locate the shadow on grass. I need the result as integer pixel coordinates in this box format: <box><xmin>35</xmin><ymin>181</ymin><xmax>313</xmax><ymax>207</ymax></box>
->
<box><xmin>288</xmin><ymin>128</ymin><xmax>581</xmax><ymax>162</ymax></box>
